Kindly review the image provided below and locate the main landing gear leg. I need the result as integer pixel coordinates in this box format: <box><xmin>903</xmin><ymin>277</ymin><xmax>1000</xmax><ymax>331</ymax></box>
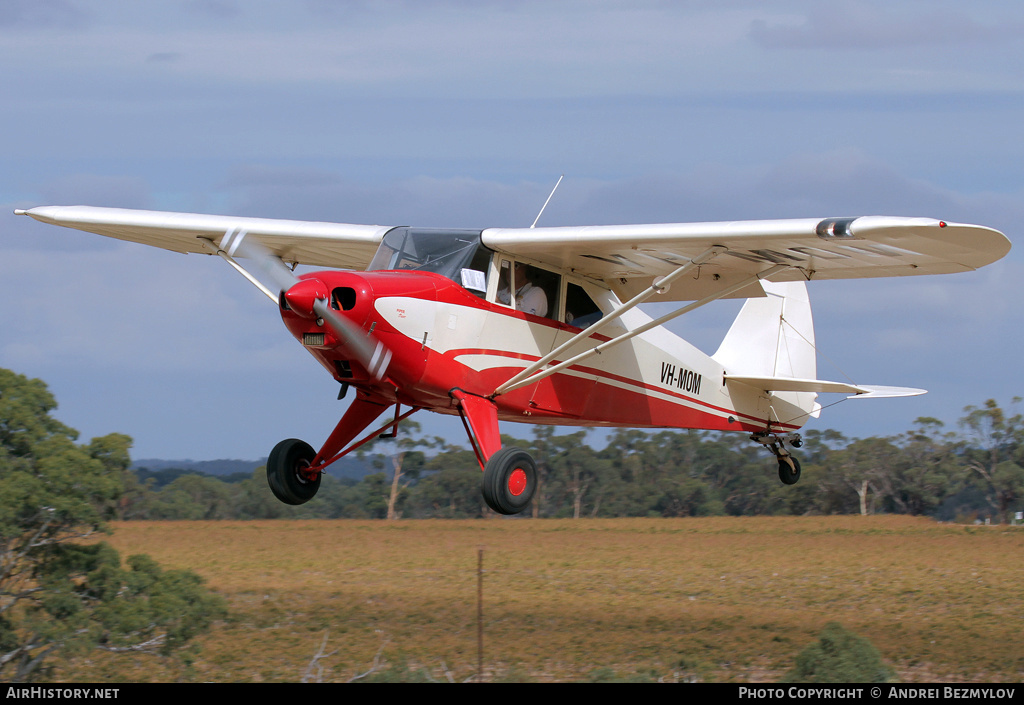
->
<box><xmin>450</xmin><ymin>389</ymin><xmax>538</xmax><ymax>515</ymax></box>
<box><xmin>266</xmin><ymin>397</ymin><xmax>393</xmax><ymax>505</ymax></box>
<box><xmin>751</xmin><ymin>431</ymin><xmax>803</xmax><ymax>485</ymax></box>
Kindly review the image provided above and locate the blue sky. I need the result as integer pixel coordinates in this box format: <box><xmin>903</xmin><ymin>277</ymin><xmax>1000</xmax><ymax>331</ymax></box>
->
<box><xmin>1</xmin><ymin>0</ymin><xmax>1022</xmax><ymax>461</ymax></box>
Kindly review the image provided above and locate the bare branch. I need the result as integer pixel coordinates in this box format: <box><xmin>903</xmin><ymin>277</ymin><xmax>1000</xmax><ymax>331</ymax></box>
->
<box><xmin>97</xmin><ymin>633</ymin><xmax>167</xmax><ymax>654</ymax></box>
<box><xmin>301</xmin><ymin>631</ymin><xmax>338</xmax><ymax>683</ymax></box>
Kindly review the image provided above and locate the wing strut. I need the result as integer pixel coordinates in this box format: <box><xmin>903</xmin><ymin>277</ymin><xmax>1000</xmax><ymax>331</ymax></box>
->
<box><xmin>491</xmin><ymin>261</ymin><xmax>791</xmax><ymax>398</ymax></box>
<box><xmin>198</xmin><ymin>235</ymin><xmax>279</xmax><ymax>302</ymax></box>
<box><xmin>492</xmin><ymin>245</ymin><xmax>727</xmax><ymax>396</ymax></box>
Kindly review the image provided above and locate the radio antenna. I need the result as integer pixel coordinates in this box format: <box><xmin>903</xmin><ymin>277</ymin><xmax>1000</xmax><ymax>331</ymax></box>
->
<box><xmin>530</xmin><ymin>174</ymin><xmax>564</xmax><ymax>228</ymax></box>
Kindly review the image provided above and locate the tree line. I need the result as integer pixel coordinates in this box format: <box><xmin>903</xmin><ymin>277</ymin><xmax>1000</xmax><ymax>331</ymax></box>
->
<box><xmin>123</xmin><ymin>402</ymin><xmax>1024</xmax><ymax>524</ymax></box>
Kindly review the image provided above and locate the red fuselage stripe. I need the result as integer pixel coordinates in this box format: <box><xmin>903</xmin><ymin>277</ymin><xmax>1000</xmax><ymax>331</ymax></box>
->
<box><xmin>443</xmin><ymin>347</ymin><xmax>800</xmax><ymax>431</ymax></box>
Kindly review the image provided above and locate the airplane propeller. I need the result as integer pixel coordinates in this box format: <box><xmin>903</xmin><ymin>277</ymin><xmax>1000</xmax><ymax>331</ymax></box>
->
<box><xmin>220</xmin><ymin>229</ymin><xmax>392</xmax><ymax>381</ymax></box>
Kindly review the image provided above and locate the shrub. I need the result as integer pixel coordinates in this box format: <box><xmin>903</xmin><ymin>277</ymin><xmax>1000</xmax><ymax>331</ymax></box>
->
<box><xmin>784</xmin><ymin>622</ymin><xmax>894</xmax><ymax>683</ymax></box>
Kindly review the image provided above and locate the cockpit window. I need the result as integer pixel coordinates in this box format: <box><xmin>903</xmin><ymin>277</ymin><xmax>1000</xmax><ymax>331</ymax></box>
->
<box><xmin>368</xmin><ymin>227</ymin><xmax>491</xmax><ymax>296</ymax></box>
<box><xmin>497</xmin><ymin>261</ymin><xmax>560</xmax><ymax>320</ymax></box>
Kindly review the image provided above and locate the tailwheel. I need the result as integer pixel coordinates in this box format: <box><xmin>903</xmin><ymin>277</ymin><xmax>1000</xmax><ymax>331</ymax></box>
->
<box><xmin>267</xmin><ymin>438</ymin><xmax>321</xmax><ymax>505</ymax></box>
<box><xmin>481</xmin><ymin>447</ymin><xmax>537</xmax><ymax>515</ymax></box>
<box><xmin>751</xmin><ymin>431</ymin><xmax>803</xmax><ymax>486</ymax></box>
<box><xmin>778</xmin><ymin>454</ymin><xmax>802</xmax><ymax>485</ymax></box>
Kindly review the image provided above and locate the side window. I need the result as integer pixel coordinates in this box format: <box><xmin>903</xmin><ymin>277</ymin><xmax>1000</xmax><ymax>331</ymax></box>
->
<box><xmin>521</xmin><ymin>265</ymin><xmax>559</xmax><ymax>319</ymax></box>
<box><xmin>528</xmin><ymin>264</ymin><xmax>561</xmax><ymax>319</ymax></box>
<box><xmin>495</xmin><ymin>260</ymin><xmax>561</xmax><ymax>320</ymax></box>
<box><xmin>496</xmin><ymin>259</ymin><xmax>514</xmax><ymax>307</ymax></box>
<box><xmin>565</xmin><ymin>282</ymin><xmax>603</xmax><ymax>329</ymax></box>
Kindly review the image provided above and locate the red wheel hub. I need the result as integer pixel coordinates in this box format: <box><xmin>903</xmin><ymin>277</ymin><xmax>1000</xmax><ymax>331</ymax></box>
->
<box><xmin>507</xmin><ymin>468</ymin><xmax>528</xmax><ymax>496</ymax></box>
<box><xmin>296</xmin><ymin>460</ymin><xmax>319</xmax><ymax>483</ymax></box>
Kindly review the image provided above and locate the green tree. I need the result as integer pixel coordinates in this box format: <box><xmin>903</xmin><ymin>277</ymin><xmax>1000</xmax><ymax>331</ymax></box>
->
<box><xmin>548</xmin><ymin>430</ymin><xmax>612</xmax><ymax>518</ymax></box>
<box><xmin>232</xmin><ymin>468</ymin><xmax>292</xmax><ymax>519</ymax></box>
<box><xmin>887</xmin><ymin>418</ymin><xmax>961</xmax><ymax>516</ymax></box>
<box><xmin>0</xmin><ymin>369</ymin><xmax>225</xmax><ymax>681</ymax></box>
<box><xmin>959</xmin><ymin>399</ymin><xmax>1024</xmax><ymax>523</ymax></box>
<box><xmin>526</xmin><ymin>426</ymin><xmax>558</xmax><ymax>518</ymax></box>
<box><xmin>821</xmin><ymin>437</ymin><xmax>903</xmax><ymax>515</ymax></box>
<box><xmin>355</xmin><ymin>420</ymin><xmax>440</xmax><ymax>520</ymax></box>
<box><xmin>360</xmin><ymin>473</ymin><xmax>390</xmax><ymax>519</ymax></box>
<box><xmin>149</xmin><ymin>474</ymin><xmax>236</xmax><ymax>520</ymax></box>
<box><xmin>598</xmin><ymin>429</ymin><xmax>664</xmax><ymax>517</ymax></box>
<box><xmin>406</xmin><ymin>445</ymin><xmax>483</xmax><ymax>518</ymax></box>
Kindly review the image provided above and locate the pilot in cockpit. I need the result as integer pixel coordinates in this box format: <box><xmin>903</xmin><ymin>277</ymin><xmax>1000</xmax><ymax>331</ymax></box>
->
<box><xmin>498</xmin><ymin>262</ymin><xmax>548</xmax><ymax>317</ymax></box>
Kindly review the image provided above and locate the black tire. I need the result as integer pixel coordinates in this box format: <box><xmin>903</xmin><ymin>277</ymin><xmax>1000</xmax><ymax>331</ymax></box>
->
<box><xmin>481</xmin><ymin>447</ymin><xmax>537</xmax><ymax>515</ymax></box>
<box><xmin>267</xmin><ymin>438</ymin><xmax>320</xmax><ymax>505</ymax></box>
<box><xmin>778</xmin><ymin>454</ymin><xmax>802</xmax><ymax>485</ymax></box>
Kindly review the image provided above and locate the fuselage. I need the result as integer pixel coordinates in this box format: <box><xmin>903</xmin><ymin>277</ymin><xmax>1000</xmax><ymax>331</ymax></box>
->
<box><xmin>280</xmin><ymin>268</ymin><xmax>806</xmax><ymax>434</ymax></box>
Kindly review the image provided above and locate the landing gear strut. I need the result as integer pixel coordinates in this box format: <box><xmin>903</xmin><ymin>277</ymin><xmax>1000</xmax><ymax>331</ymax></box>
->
<box><xmin>481</xmin><ymin>447</ymin><xmax>538</xmax><ymax>515</ymax></box>
<box><xmin>751</xmin><ymin>431</ymin><xmax>803</xmax><ymax>485</ymax></box>
<box><xmin>267</xmin><ymin>438</ymin><xmax>321</xmax><ymax>505</ymax></box>
<box><xmin>450</xmin><ymin>389</ymin><xmax>538</xmax><ymax>515</ymax></box>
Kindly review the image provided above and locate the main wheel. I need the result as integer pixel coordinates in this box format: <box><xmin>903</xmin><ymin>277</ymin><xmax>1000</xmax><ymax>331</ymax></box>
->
<box><xmin>481</xmin><ymin>447</ymin><xmax>537</xmax><ymax>515</ymax></box>
<box><xmin>267</xmin><ymin>438</ymin><xmax>321</xmax><ymax>505</ymax></box>
<box><xmin>778</xmin><ymin>454</ymin><xmax>802</xmax><ymax>485</ymax></box>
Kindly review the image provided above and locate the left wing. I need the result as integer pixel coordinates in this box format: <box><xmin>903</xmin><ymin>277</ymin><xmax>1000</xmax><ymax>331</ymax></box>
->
<box><xmin>15</xmin><ymin>205</ymin><xmax>392</xmax><ymax>271</ymax></box>
<box><xmin>483</xmin><ymin>216</ymin><xmax>1010</xmax><ymax>302</ymax></box>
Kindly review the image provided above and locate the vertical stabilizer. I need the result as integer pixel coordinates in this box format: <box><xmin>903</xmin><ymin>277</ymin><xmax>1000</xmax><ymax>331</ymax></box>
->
<box><xmin>713</xmin><ymin>280</ymin><xmax>820</xmax><ymax>420</ymax></box>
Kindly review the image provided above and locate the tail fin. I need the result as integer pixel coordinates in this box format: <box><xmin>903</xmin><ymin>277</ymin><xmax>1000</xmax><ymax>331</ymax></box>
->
<box><xmin>712</xmin><ymin>280</ymin><xmax>820</xmax><ymax>421</ymax></box>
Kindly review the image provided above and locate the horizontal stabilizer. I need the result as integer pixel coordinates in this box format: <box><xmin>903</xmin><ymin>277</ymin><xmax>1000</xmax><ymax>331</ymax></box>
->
<box><xmin>845</xmin><ymin>385</ymin><xmax>927</xmax><ymax>400</ymax></box>
<box><xmin>725</xmin><ymin>376</ymin><xmax>925</xmax><ymax>399</ymax></box>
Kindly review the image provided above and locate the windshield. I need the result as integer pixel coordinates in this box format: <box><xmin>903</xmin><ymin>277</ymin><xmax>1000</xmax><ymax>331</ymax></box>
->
<box><xmin>368</xmin><ymin>227</ymin><xmax>492</xmax><ymax>294</ymax></box>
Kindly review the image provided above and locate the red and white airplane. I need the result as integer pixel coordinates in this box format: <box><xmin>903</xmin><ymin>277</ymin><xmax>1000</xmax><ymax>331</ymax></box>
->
<box><xmin>16</xmin><ymin>204</ymin><xmax>1010</xmax><ymax>514</ymax></box>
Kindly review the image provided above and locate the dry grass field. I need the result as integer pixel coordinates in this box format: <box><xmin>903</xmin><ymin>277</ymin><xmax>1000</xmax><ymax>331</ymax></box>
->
<box><xmin>59</xmin><ymin>516</ymin><xmax>1023</xmax><ymax>683</ymax></box>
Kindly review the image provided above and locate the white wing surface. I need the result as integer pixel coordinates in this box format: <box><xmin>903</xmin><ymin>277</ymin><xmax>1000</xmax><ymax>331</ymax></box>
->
<box><xmin>16</xmin><ymin>205</ymin><xmax>391</xmax><ymax>271</ymax></box>
<box><xmin>16</xmin><ymin>208</ymin><xmax>1009</xmax><ymax>303</ymax></box>
<box><xmin>483</xmin><ymin>216</ymin><xmax>1010</xmax><ymax>302</ymax></box>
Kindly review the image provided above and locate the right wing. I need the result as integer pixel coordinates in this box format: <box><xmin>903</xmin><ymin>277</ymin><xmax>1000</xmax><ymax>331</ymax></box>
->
<box><xmin>15</xmin><ymin>205</ymin><xmax>393</xmax><ymax>271</ymax></box>
<box><xmin>484</xmin><ymin>216</ymin><xmax>1011</xmax><ymax>302</ymax></box>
